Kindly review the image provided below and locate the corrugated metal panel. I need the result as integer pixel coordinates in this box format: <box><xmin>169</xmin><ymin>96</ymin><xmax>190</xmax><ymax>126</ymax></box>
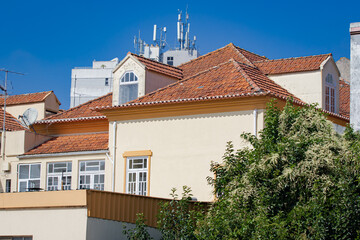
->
<box><xmin>86</xmin><ymin>190</ymin><xmax>209</xmax><ymax>228</ymax></box>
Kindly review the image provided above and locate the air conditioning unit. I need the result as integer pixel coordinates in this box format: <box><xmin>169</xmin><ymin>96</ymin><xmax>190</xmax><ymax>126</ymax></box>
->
<box><xmin>1</xmin><ymin>162</ymin><xmax>10</xmax><ymax>172</ymax></box>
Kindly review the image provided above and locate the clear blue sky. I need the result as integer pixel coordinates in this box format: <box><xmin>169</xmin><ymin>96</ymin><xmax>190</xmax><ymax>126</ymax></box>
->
<box><xmin>0</xmin><ymin>0</ymin><xmax>359</xmax><ymax>109</ymax></box>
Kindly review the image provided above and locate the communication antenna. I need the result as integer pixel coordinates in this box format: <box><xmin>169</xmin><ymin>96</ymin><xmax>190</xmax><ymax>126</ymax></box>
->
<box><xmin>0</xmin><ymin>69</ymin><xmax>24</xmax><ymax>164</ymax></box>
<box><xmin>19</xmin><ymin>108</ymin><xmax>38</xmax><ymax>127</ymax></box>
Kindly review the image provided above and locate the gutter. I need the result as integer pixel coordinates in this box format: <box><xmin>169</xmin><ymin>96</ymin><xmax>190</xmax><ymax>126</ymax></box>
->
<box><xmin>18</xmin><ymin>150</ymin><xmax>109</xmax><ymax>159</ymax></box>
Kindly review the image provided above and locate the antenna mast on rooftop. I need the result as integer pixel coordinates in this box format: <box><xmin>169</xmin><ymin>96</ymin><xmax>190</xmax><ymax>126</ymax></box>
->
<box><xmin>0</xmin><ymin>69</ymin><xmax>24</xmax><ymax>166</ymax></box>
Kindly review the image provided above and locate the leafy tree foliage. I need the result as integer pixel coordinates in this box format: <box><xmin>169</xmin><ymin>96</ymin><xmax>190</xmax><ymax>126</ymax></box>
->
<box><xmin>196</xmin><ymin>101</ymin><xmax>360</xmax><ymax>239</ymax></box>
<box><xmin>157</xmin><ymin>186</ymin><xmax>204</xmax><ymax>240</ymax></box>
<box><xmin>123</xmin><ymin>213</ymin><xmax>153</xmax><ymax>240</ymax></box>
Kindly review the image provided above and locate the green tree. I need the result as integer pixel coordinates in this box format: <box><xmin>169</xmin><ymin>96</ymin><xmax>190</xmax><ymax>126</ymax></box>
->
<box><xmin>196</xmin><ymin>101</ymin><xmax>360</xmax><ymax>239</ymax></box>
<box><xmin>123</xmin><ymin>213</ymin><xmax>153</xmax><ymax>240</ymax></box>
<box><xmin>157</xmin><ymin>186</ymin><xmax>204</xmax><ymax>240</ymax></box>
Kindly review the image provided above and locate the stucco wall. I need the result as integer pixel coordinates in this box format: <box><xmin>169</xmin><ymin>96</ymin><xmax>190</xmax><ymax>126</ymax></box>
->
<box><xmin>4</xmin><ymin>102</ymin><xmax>45</xmax><ymax>121</ymax></box>
<box><xmin>145</xmin><ymin>70</ymin><xmax>178</xmax><ymax>94</ymax></box>
<box><xmin>0</xmin><ymin>208</ymin><xmax>88</xmax><ymax>240</ymax></box>
<box><xmin>112</xmin><ymin>57</ymin><xmax>146</xmax><ymax>106</ymax></box>
<box><xmin>112</xmin><ymin>109</ymin><xmax>264</xmax><ymax>201</ymax></box>
<box><xmin>44</xmin><ymin>93</ymin><xmax>60</xmax><ymax>114</ymax></box>
<box><xmin>268</xmin><ymin>70</ymin><xmax>322</xmax><ymax>106</ymax></box>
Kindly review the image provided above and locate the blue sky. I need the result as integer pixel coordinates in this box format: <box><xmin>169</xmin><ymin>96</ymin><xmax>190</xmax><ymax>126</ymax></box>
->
<box><xmin>0</xmin><ymin>0</ymin><xmax>359</xmax><ymax>109</ymax></box>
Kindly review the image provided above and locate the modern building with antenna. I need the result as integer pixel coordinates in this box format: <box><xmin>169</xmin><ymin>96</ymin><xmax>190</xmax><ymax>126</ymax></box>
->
<box><xmin>69</xmin><ymin>10</ymin><xmax>199</xmax><ymax>108</ymax></box>
<box><xmin>134</xmin><ymin>9</ymin><xmax>199</xmax><ymax>66</ymax></box>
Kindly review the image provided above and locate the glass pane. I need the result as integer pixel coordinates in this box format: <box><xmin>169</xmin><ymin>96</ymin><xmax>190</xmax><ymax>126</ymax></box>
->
<box><xmin>86</xmin><ymin>166</ymin><xmax>99</xmax><ymax>171</ymax></box>
<box><xmin>29</xmin><ymin>180</ymin><xmax>40</xmax><ymax>189</ymax></box>
<box><xmin>94</xmin><ymin>175</ymin><xmax>98</xmax><ymax>183</ymax></box>
<box><xmin>19</xmin><ymin>181</ymin><xmax>27</xmax><ymax>192</ymax></box>
<box><xmin>67</xmin><ymin>162</ymin><xmax>72</xmax><ymax>172</ymax></box>
<box><xmin>125</xmin><ymin>72</ymin><xmax>130</xmax><ymax>82</ymax></box>
<box><xmin>134</xmin><ymin>159</ymin><xmax>143</xmax><ymax>164</ymax></box>
<box><xmin>100</xmin><ymin>174</ymin><xmax>104</xmax><ymax>183</ymax></box>
<box><xmin>30</xmin><ymin>164</ymin><xmax>40</xmax><ymax>178</ymax></box>
<box><xmin>80</xmin><ymin>162</ymin><xmax>85</xmax><ymax>171</ymax></box>
<box><xmin>48</xmin><ymin>177</ymin><xmax>52</xmax><ymax>185</ymax></box>
<box><xmin>86</xmin><ymin>161</ymin><xmax>99</xmax><ymax>166</ymax></box>
<box><xmin>119</xmin><ymin>83</ymin><xmax>138</xmax><ymax>104</ymax></box>
<box><xmin>144</xmin><ymin>159</ymin><xmax>147</xmax><ymax>168</ymax></box>
<box><xmin>100</xmin><ymin>161</ymin><xmax>105</xmax><ymax>170</ymax></box>
<box><xmin>19</xmin><ymin>165</ymin><xmax>29</xmax><ymax>179</ymax></box>
<box><xmin>48</xmin><ymin>164</ymin><xmax>54</xmax><ymax>173</ymax></box>
<box><xmin>54</xmin><ymin>163</ymin><xmax>66</xmax><ymax>168</ymax></box>
<box><xmin>129</xmin><ymin>160</ymin><xmax>133</xmax><ymax>169</ymax></box>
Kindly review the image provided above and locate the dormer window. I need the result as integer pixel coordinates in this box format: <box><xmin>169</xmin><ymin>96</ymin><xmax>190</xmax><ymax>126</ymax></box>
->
<box><xmin>325</xmin><ymin>74</ymin><xmax>335</xmax><ymax>113</ymax></box>
<box><xmin>119</xmin><ymin>72</ymin><xmax>138</xmax><ymax>104</ymax></box>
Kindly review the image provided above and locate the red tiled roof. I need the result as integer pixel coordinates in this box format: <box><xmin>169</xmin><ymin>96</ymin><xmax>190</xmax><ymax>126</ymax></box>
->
<box><xmin>339</xmin><ymin>79</ymin><xmax>350</xmax><ymax>118</ymax></box>
<box><xmin>130</xmin><ymin>53</ymin><xmax>183</xmax><ymax>79</ymax></box>
<box><xmin>254</xmin><ymin>54</ymin><xmax>331</xmax><ymax>75</ymax></box>
<box><xmin>0</xmin><ymin>91</ymin><xmax>60</xmax><ymax>106</ymax></box>
<box><xmin>35</xmin><ymin>93</ymin><xmax>112</xmax><ymax>124</ymax></box>
<box><xmin>117</xmin><ymin>59</ymin><xmax>302</xmax><ymax>106</ymax></box>
<box><xmin>0</xmin><ymin>109</ymin><xmax>27</xmax><ymax>131</ymax></box>
<box><xmin>23</xmin><ymin>133</ymin><xmax>108</xmax><ymax>155</ymax></box>
<box><xmin>179</xmin><ymin>43</ymin><xmax>267</xmax><ymax>79</ymax></box>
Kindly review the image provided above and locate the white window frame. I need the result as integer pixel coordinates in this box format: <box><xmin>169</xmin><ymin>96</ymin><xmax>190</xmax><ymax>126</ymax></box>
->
<box><xmin>325</xmin><ymin>74</ymin><xmax>336</xmax><ymax>113</ymax></box>
<box><xmin>126</xmin><ymin>156</ymin><xmax>148</xmax><ymax>196</ymax></box>
<box><xmin>119</xmin><ymin>71</ymin><xmax>139</xmax><ymax>104</ymax></box>
<box><xmin>78</xmin><ymin>160</ymin><xmax>105</xmax><ymax>190</ymax></box>
<box><xmin>18</xmin><ymin>163</ymin><xmax>41</xmax><ymax>192</ymax></box>
<box><xmin>47</xmin><ymin>162</ymin><xmax>72</xmax><ymax>191</ymax></box>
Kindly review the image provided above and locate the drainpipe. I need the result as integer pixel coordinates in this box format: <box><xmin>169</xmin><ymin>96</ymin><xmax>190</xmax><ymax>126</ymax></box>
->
<box><xmin>112</xmin><ymin>121</ymin><xmax>117</xmax><ymax>192</ymax></box>
<box><xmin>350</xmin><ymin>22</ymin><xmax>360</xmax><ymax>131</ymax></box>
<box><xmin>253</xmin><ymin>109</ymin><xmax>258</xmax><ymax>137</ymax></box>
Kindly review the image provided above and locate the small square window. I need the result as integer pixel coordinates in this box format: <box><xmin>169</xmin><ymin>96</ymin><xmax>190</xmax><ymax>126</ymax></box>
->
<box><xmin>167</xmin><ymin>57</ymin><xmax>174</xmax><ymax>66</ymax></box>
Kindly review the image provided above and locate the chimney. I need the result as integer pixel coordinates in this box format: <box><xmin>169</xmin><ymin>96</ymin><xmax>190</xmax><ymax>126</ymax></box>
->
<box><xmin>350</xmin><ymin>22</ymin><xmax>360</xmax><ymax>130</ymax></box>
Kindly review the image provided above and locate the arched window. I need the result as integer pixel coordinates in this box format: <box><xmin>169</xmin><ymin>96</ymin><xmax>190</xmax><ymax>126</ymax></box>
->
<box><xmin>325</xmin><ymin>74</ymin><xmax>336</xmax><ymax>113</ymax></box>
<box><xmin>119</xmin><ymin>72</ymin><xmax>138</xmax><ymax>104</ymax></box>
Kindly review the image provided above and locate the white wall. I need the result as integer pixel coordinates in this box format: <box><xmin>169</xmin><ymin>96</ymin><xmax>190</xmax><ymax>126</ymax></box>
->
<box><xmin>268</xmin><ymin>70</ymin><xmax>322</xmax><ymax>106</ymax></box>
<box><xmin>0</xmin><ymin>208</ymin><xmax>88</xmax><ymax>240</ymax></box>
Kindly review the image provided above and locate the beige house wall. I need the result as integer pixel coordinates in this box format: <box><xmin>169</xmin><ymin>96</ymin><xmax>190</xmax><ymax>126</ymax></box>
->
<box><xmin>268</xmin><ymin>70</ymin><xmax>323</xmax><ymax>106</ymax></box>
<box><xmin>4</xmin><ymin>102</ymin><xmax>46</xmax><ymax>120</ymax></box>
<box><xmin>44</xmin><ymin>93</ymin><xmax>60</xmax><ymax>115</ymax></box>
<box><xmin>111</xmin><ymin>109</ymin><xmax>265</xmax><ymax>201</ymax></box>
<box><xmin>0</xmin><ymin>208</ymin><xmax>88</xmax><ymax>240</ymax></box>
<box><xmin>7</xmin><ymin>152</ymin><xmax>109</xmax><ymax>192</ymax></box>
<box><xmin>145</xmin><ymin>70</ymin><xmax>178</xmax><ymax>94</ymax></box>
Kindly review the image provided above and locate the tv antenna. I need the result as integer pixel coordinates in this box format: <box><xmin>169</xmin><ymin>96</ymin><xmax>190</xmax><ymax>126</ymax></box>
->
<box><xmin>0</xmin><ymin>69</ymin><xmax>24</xmax><ymax>164</ymax></box>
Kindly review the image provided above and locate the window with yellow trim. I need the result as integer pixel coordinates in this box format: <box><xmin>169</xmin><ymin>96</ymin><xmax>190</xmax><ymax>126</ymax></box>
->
<box><xmin>126</xmin><ymin>156</ymin><xmax>148</xmax><ymax>196</ymax></box>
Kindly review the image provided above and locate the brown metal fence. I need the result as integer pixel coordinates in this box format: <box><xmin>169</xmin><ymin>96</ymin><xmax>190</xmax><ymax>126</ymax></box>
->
<box><xmin>86</xmin><ymin>190</ymin><xmax>209</xmax><ymax>228</ymax></box>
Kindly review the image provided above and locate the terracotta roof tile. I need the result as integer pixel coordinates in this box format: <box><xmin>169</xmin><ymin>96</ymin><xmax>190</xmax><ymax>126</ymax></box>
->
<box><xmin>339</xmin><ymin>79</ymin><xmax>350</xmax><ymax>118</ymax></box>
<box><xmin>254</xmin><ymin>54</ymin><xmax>331</xmax><ymax>75</ymax></box>
<box><xmin>0</xmin><ymin>91</ymin><xmax>59</xmax><ymax>106</ymax></box>
<box><xmin>35</xmin><ymin>93</ymin><xmax>112</xmax><ymax>124</ymax></box>
<box><xmin>0</xmin><ymin>109</ymin><xmax>27</xmax><ymax>131</ymax></box>
<box><xmin>130</xmin><ymin>53</ymin><xmax>183</xmax><ymax>79</ymax></box>
<box><xmin>122</xmin><ymin>59</ymin><xmax>302</xmax><ymax>105</ymax></box>
<box><xmin>179</xmin><ymin>43</ymin><xmax>267</xmax><ymax>79</ymax></box>
<box><xmin>23</xmin><ymin>133</ymin><xmax>108</xmax><ymax>155</ymax></box>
